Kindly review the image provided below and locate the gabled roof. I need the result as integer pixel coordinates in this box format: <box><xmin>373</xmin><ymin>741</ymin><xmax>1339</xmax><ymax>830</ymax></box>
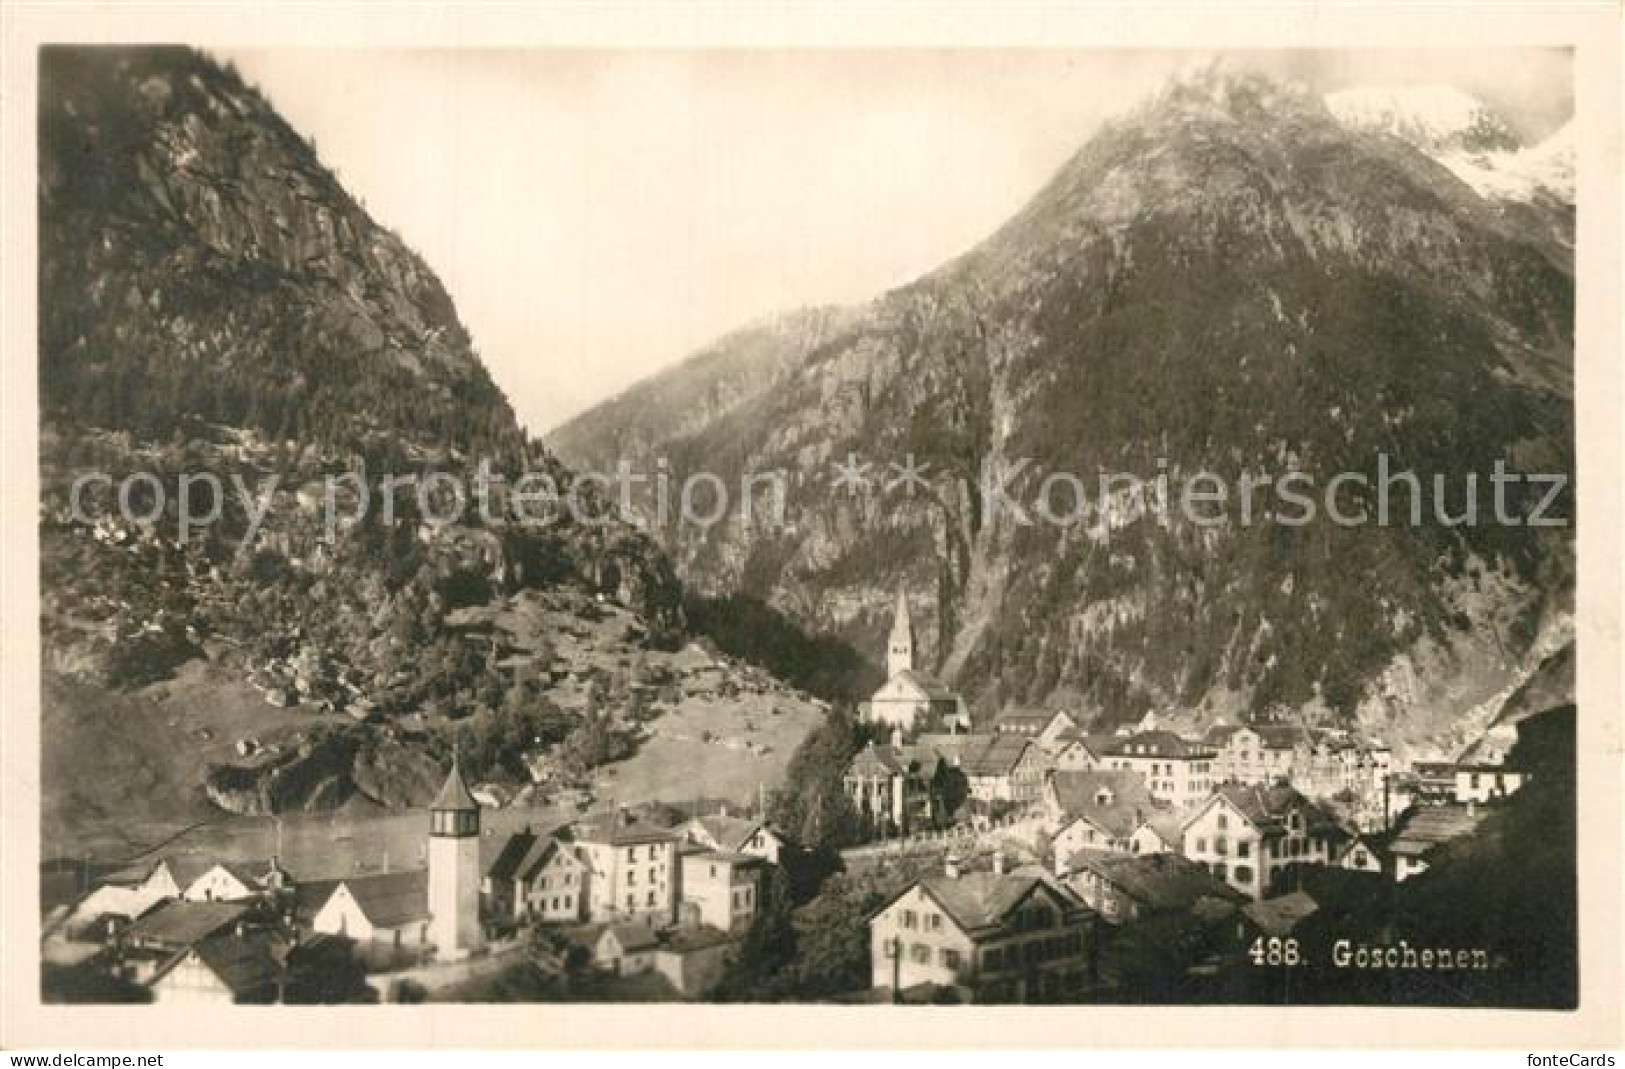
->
<box><xmin>1194</xmin><ymin>784</ymin><xmax>1344</xmax><ymax>839</ymax></box>
<box><xmin>333</xmin><ymin>868</ymin><xmax>429</xmax><ymax>929</ymax></box>
<box><xmin>686</xmin><ymin>814</ymin><xmax>768</xmax><ymax>853</ymax></box>
<box><xmin>1048</xmin><ymin>770</ymin><xmax>1156</xmax><ymax>839</ymax></box>
<box><xmin>486</xmin><ymin>830</ymin><xmax>542</xmax><ymax>883</ymax></box>
<box><xmin>570</xmin><ymin>811</ymin><xmax>681</xmax><ymax>848</ymax></box>
<box><xmin>1203</xmin><ymin>723</ymin><xmax>1253</xmax><ymax>745</ymax></box>
<box><xmin>126</xmin><ymin>900</ymin><xmax>252</xmax><ymax>948</ymax></box>
<box><xmin>186</xmin><ymin>931</ymin><xmax>287</xmax><ymax>996</ymax></box>
<box><xmin>1068</xmin><ymin>851</ymin><xmax>1246</xmax><ymax>911</ymax></box>
<box><xmin>960</xmin><ymin>735</ymin><xmax>1034</xmax><ymax>778</ymax></box>
<box><xmin>899</xmin><ymin>871</ymin><xmax>1082</xmax><ymax>937</ymax></box>
<box><xmin>1057</xmin><ymin>731</ymin><xmax>1121</xmax><ymax>758</ymax></box>
<box><xmin>144</xmin><ymin>855</ymin><xmax>214</xmax><ymax>891</ymax></box>
<box><xmin>1255</xmin><ymin>724</ymin><xmax>1312</xmax><ymax>750</ymax></box>
<box><xmin>431</xmin><ymin>758</ymin><xmax>479</xmax><ymax>812</ymax></box>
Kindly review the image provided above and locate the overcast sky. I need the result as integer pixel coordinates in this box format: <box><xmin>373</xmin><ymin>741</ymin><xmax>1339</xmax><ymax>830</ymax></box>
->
<box><xmin>223</xmin><ymin>48</ymin><xmax>1572</xmax><ymax>434</ymax></box>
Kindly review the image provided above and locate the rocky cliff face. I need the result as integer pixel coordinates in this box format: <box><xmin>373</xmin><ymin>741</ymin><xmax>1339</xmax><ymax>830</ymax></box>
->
<box><xmin>552</xmin><ymin>68</ymin><xmax>1574</xmax><ymax>747</ymax></box>
<box><xmin>37</xmin><ymin>47</ymin><xmax>714</xmax><ymax>834</ymax></box>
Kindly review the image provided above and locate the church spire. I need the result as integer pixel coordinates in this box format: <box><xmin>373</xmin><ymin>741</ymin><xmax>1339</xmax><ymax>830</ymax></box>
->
<box><xmin>887</xmin><ymin>585</ymin><xmax>915</xmax><ymax>679</ymax></box>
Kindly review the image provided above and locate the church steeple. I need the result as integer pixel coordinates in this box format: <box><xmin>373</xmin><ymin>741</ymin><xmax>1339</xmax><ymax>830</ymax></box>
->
<box><xmin>887</xmin><ymin>585</ymin><xmax>915</xmax><ymax>679</ymax></box>
<box><xmin>430</xmin><ymin>755</ymin><xmax>479</xmax><ymax>838</ymax></box>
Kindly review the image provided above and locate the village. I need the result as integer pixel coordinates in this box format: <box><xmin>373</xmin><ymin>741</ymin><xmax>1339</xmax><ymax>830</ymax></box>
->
<box><xmin>37</xmin><ymin>584</ymin><xmax>1560</xmax><ymax>1006</ymax></box>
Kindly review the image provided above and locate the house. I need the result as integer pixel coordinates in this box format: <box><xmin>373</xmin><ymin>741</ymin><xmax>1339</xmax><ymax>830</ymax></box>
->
<box><xmin>1337</xmin><ymin>833</ymin><xmax>1388</xmax><ymax>875</ymax></box>
<box><xmin>181</xmin><ymin>861</ymin><xmax>270</xmax><ymax>903</ymax></box>
<box><xmin>1101</xmin><ymin>731</ymin><xmax>1218</xmax><ymax>806</ymax></box>
<box><xmin>1051</xmin><ymin>731</ymin><xmax>1120</xmax><ymax>772</ymax></box>
<box><xmin>960</xmin><ymin>735</ymin><xmax>1048</xmax><ymax>805</ymax></box>
<box><xmin>483</xmin><ymin>830</ymin><xmax>587</xmax><ymax>925</ymax></box>
<box><xmin>119</xmin><ymin>900</ymin><xmax>259</xmax><ymax>984</ymax></box>
<box><xmin>678</xmin><ymin>849</ymin><xmax>763</xmax><ymax>933</ymax></box>
<box><xmin>569</xmin><ymin>811</ymin><xmax>682</xmax><ymax>926</ymax></box>
<box><xmin>1180</xmin><ymin>784</ymin><xmax>1347</xmax><ymax>900</ymax></box>
<box><xmin>862</xmin><ymin>589</ymin><xmax>968</xmax><ymax>734</ymax></box>
<box><xmin>1388</xmin><ymin>803</ymin><xmax>1492</xmax><ymax>881</ymax></box>
<box><xmin>678</xmin><ymin>813</ymin><xmax>787</xmax><ymax>865</ymax></box>
<box><xmin>54</xmin><ymin>883</ymin><xmax>168</xmax><ymax>942</ymax></box>
<box><xmin>147</xmin><ymin>930</ymin><xmax>288</xmax><ymax>1005</ymax></box>
<box><xmin>137</xmin><ymin>857</ymin><xmax>214</xmax><ymax>901</ymax></box>
<box><xmin>868</xmin><ymin>859</ymin><xmax>1093</xmax><ymax>1003</ymax></box>
<box><xmin>1127</xmin><ymin>810</ymin><xmax>1187</xmax><ymax>857</ymax></box>
<box><xmin>595</xmin><ymin>922</ymin><xmax>661</xmax><ymax>976</ymax></box>
<box><xmin>843</xmin><ymin>740</ymin><xmax>954</xmax><ymax>834</ymax></box>
<box><xmin>1042</xmin><ymin>770</ymin><xmax>1157</xmax><ymax>871</ymax></box>
<box><xmin>309</xmin><ymin>869</ymin><xmax>431</xmax><ymax>947</ymax></box>
<box><xmin>1451</xmin><ymin>763</ymin><xmax>1525</xmax><ymax>804</ymax></box>
<box><xmin>1204</xmin><ymin>723</ymin><xmax>1267</xmax><ymax>784</ymax></box>
<box><xmin>651</xmin><ymin>925</ymin><xmax>734</xmax><ymax>998</ymax></box>
<box><xmin>1064</xmin><ymin>851</ymin><xmax>1246</xmax><ymax>925</ymax></box>
<box><xmin>992</xmin><ymin>709</ymin><xmax>1078</xmax><ymax>752</ymax></box>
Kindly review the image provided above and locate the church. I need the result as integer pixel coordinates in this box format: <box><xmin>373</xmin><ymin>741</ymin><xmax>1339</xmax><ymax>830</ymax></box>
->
<box><xmin>862</xmin><ymin>588</ymin><xmax>968</xmax><ymax>735</ymax></box>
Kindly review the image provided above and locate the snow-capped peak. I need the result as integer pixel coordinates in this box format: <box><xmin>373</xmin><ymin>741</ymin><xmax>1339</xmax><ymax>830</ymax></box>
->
<box><xmin>1325</xmin><ymin>84</ymin><xmax>1522</xmax><ymax>155</ymax></box>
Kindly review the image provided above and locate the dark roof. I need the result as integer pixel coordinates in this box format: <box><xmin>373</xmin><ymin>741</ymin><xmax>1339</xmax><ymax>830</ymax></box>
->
<box><xmin>960</xmin><ymin>735</ymin><xmax>1034</xmax><ymax>778</ymax></box>
<box><xmin>1048</xmin><ymin>770</ymin><xmax>1157</xmax><ymax>839</ymax></box>
<box><xmin>188</xmin><ymin>931</ymin><xmax>287</xmax><ymax>996</ymax></box>
<box><xmin>1242</xmin><ymin>892</ymin><xmax>1319</xmax><ymax>936</ymax></box>
<box><xmin>602</xmin><ymin>923</ymin><xmax>660</xmax><ymax>952</ymax></box>
<box><xmin>1068</xmin><ymin>852</ymin><xmax>1247</xmax><ymax>911</ymax></box>
<box><xmin>335</xmin><ymin>868</ymin><xmax>429</xmax><ymax>929</ymax></box>
<box><xmin>486</xmin><ymin>830</ymin><xmax>542</xmax><ymax>883</ymax></box>
<box><xmin>126</xmin><ymin>900</ymin><xmax>251</xmax><ymax>948</ymax></box>
<box><xmin>145</xmin><ymin>855</ymin><xmax>214</xmax><ymax>890</ymax></box>
<box><xmin>293</xmin><ymin>879</ymin><xmax>341</xmax><ymax>924</ymax></box>
<box><xmin>657</xmin><ymin>925</ymin><xmax>733</xmax><ymax>954</ymax></box>
<box><xmin>908</xmin><ymin>871</ymin><xmax>1082</xmax><ymax>936</ymax></box>
<box><xmin>571</xmin><ymin>811</ymin><xmax>681</xmax><ymax>847</ymax></box>
<box><xmin>1203</xmin><ymin>723</ymin><xmax>1247</xmax><ymax>745</ymax></box>
<box><xmin>1204</xmin><ymin>784</ymin><xmax>1344</xmax><ymax>839</ymax></box>
<box><xmin>431</xmin><ymin>759</ymin><xmax>479</xmax><ymax>812</ymax></box>
<box><xmin>846</xmin><ymin>742</ymin><xmax>908</xmax><ymax>778</ymax></box>
<box><xmin>1255</xmin><ymin>724</ymin><xmax>1312</xmax><ymax>750</ymax></box>
<box><xmin>1106</xmin><ymin>730</ymin><xmax>1215</xmax><ymax>760</ymax></box>
<box><xmin>1389</xmin><ymin>804</ymin><xmax>1491</xmax><ymax>858</ymax></box>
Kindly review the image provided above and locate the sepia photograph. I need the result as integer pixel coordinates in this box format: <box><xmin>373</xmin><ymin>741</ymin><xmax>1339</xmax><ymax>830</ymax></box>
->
<box><xmin>2</xmin><ymin>0</ymin><xmax>1621</xmax><ymax>1055</ymax></box>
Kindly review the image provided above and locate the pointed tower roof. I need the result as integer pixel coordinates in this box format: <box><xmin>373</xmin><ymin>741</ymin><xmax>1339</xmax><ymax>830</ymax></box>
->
<box><xmin>432</xmin><ymin>756</ymin><xmax>479</xmax><ymax>812</ymax></box>
<box><xmin>889</xmin><ymin>585</ymin><xmax>914</xmax><ymax>643</ymax></box>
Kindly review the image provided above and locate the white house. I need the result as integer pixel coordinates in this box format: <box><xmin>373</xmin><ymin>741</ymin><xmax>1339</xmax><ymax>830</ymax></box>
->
<box><xmin>310</xmin><ymin>869</ymin><xmax>431</xmax><ymax>947</ymax></box>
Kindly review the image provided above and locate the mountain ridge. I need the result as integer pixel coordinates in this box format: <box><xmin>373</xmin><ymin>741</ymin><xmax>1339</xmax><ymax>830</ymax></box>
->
<box><xmin>552</xmin><ymin>67</ymin><xmax>1575</xmax><ymax>748</ymax></box>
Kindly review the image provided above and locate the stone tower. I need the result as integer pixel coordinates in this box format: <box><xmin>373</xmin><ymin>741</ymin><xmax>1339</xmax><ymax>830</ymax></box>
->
<box><xmin>887</xmin><ymin>586</ymin><xmax>915</xmax><ymax>679</ymax></box>
<box><xmin>427</xmin><ymin>756</ymin><xmax>483</xmax><ymax>960</ymax></box>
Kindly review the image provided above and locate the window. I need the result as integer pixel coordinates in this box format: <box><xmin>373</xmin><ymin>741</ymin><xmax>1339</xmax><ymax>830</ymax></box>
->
<box><xmin>648</xmin><ymin>867</ymin><xmax>657</xmax><ymax>883</ymax></box>
<box><xmin>1234</xmin><ymin>865</ymin><xmax>1254</xmax><ymax>884</ymax></box>
<box><xmin>628</xmin><ymin>870</ymin><xmax>637</xmax><ymax>886</ymax></box>
<box><xmin>625</xmin><ymin>893</ymin><xmax>635</xmax><ymax>909</ymax></box>
<box><xmin>1194</xmin><ymin>837</ymin><xmax>1207</xmax><ymax>853</ymax></box>
<box><xmin>1217</xmin><ymin>813</ymin><xmax>1228</xmax><ymax>830</ymax></box>
<box><xmin>1215</xmin><ymin>836</ymin><xmax>1228</xmax><ymax>856</ymax></box>
<box><xmin>647</xmin><ymin>890</ymin><xmax>656</xmax><ymax>906</ymax></box>
<box><xmin>709</xmin><ymin>864</ymin><xmax>717</xmax><ymax>878</ymax></box>
<box><xmin>941</xmin><ymin>949</ymin><xmax>961</xmax><ymax>970</ymax></box>
<box><xmin>564</xmin><ymin>896</ymin><xmax>572</xmax><ymax>909</ymax></box>
<box><xmin>927</xmin><ymin>914</ymin><xmax>942</xmax><ymax>932</ymax></box>
<box><xmin>911</xmin><ymin>943</ymin><xmax>931</xmax><ymax>964</ymax></box>
<box><xmin>648</xmin><ymin>845</ymin><xmax>658</xmax><ymax>860</ymax></box>
<box><xmin>1237</xmin><ymin>841</ymin><xmax>1250</xmax><ymax>859</ymax></box>
<box><xmin>902</xmin><ymin>909</ymin><xmax>918</xmax><ymax>929</ymax></box>
<box><xmin>985</xmin><ymin>947</ymin><xmax>1004</xmax><ymax>971</ymax></box>
<box><xmin>1213</xmin><ymin>862</ymin><xmax>1227</xmax><ymax>879</ymax></box>
<box><xmin>626</xmin><ymin>848</ymin><xmax>636</xmax><ymax>862</ymax></box>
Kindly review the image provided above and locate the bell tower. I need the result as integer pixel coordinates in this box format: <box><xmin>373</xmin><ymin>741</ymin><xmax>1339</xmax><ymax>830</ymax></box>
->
<box><xmin>427</xmin><ymin>755</ymin><xmax>483</xmax><ymax>960</ymax></box>
<box><xmin>887</xmin><ymin>586</ymin><xmax>915</xmax><ymax>679</ymax></box>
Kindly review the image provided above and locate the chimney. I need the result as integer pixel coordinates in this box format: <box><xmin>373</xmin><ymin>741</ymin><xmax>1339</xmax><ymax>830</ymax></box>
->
<box><xmin>992</xmin><ymin>851</ymin><xmax>1006</xmax><ymax>876</ymax></box>
<box><xmin>944</xmin><ymin>853</ymin><xmax>961</xmax><ymax>879</ymax></box>
<box><xmin>1466</xmin><ymin>800</ymin><xmax>1477</xmax><ymax>818</ymax></box>
<box><xmin>719</xmin><ymin>803</ymin><xmax>729</xmax><ymax>818</ymax></box>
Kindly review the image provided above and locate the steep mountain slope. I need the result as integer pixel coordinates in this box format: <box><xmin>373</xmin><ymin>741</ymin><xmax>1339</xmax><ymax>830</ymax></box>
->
<box><xmin>551</xmin><ymin>69</ymin><xmax>1574</xmax><ymax>747</ymax></box>
<box><xmin>38</xmin><ymin>47</ymin><xmax>822</xmax><ymax>855</ymax></box>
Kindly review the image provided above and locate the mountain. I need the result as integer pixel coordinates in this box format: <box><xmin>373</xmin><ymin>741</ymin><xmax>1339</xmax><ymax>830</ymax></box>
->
<box><xmin>38</xmin><ymin>48</ymin><xmax>826</xmax><ymax>855</ymax></box>
<box><xmin>551</xmin><ymin>67</ymin><xmax>1575</xmax><ymax>748</ymax></box>
<box><xmin>1323</xmin><ymin>84</ymin><xmax>1523</xmax><ymax>155</ymax></box>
